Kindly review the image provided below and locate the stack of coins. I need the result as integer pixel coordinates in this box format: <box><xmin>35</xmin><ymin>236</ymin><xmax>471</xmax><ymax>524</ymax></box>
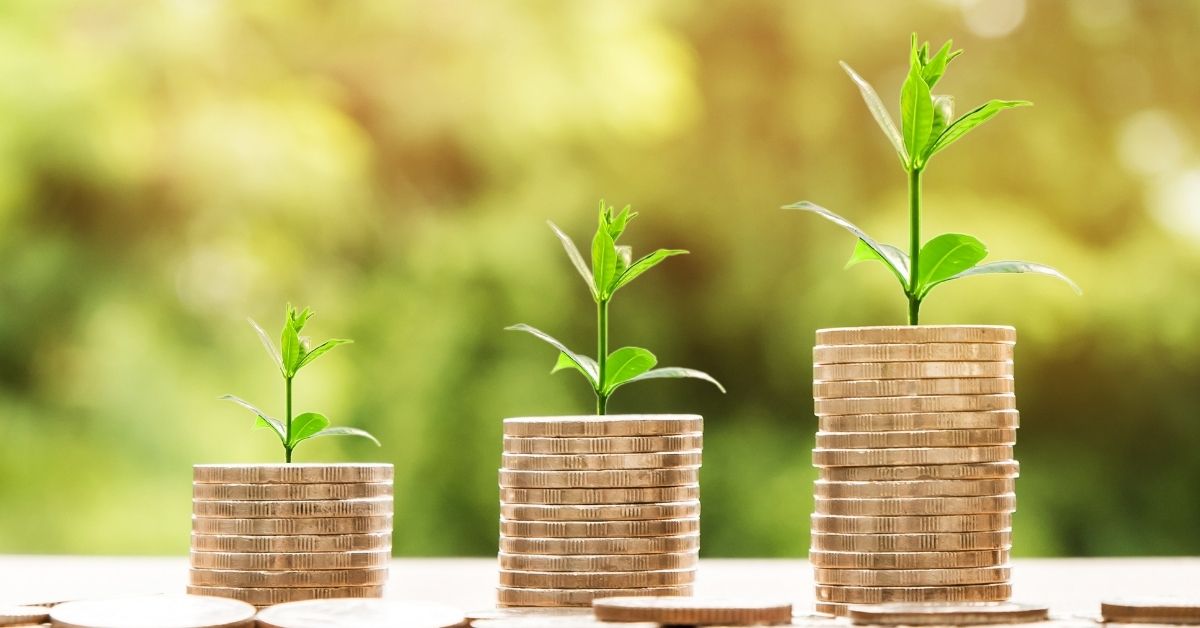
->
<box><xmin>810</xmin><ymin>326</ymin><xmax>1019</xmax><ymax>616</ymax></box>
<box><xmin>189</xmin><ymin>463</ymin><xmax>394</xmax><ymax>607</ymax></box>
<box><xmin>497</xmin><ymin>415</ymin><xmax>703</xmax><ymax>607</ymax></box>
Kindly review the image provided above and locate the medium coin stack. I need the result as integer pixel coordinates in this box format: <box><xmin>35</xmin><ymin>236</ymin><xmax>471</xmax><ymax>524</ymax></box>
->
<box><xmin>189</xmin><ymin>463</ymin><xmax>394</xmax><ymax>608</ymax></box>
<box><xmin>497</xmin><ymin>414</ymin><xmax>703</xmax><ymax>607</ymax></box>
<box><xmin>810</xmin><ymin>326</ymin><xmax>1020</xmax><ymax>616</ymax></box>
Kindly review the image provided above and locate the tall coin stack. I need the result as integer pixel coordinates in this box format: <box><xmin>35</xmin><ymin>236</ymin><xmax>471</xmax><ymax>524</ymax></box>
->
<box><xmin>497</xmin><ymin>414</ymin><xmax>703</xmax><ymax>607</ymax></box>
<box><xmin>189</xmin><ymin>463</ymin><xmax>394</xmax><ymax>608</ymax></box>
<box><xmin>809</xmin><ymin>326</ymin><xmax>1019</xmax><ymax>616</ymax></box>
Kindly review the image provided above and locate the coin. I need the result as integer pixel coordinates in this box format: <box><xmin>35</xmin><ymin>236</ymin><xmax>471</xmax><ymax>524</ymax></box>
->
<box><xmin>499</xmin><ymin>517</ymin><xmax>699</xmax><ymax>538</ymax></box>
<box><xmin>498</xmin><ymin>551</ymin><xmax>698</xmax><ymax>572</ymax></box>
<box><xmin>814</xmin><ymin>494</ymin><xmax>1017</xmax><ymax>516</ymax></box>
<box><xmin>189</xmin><ymin>532</ymin><xmax>391</xmax><ymax>553</ymax></box>
<box><xmin>815</xmin><ymin>394</ymin><xmax>1017</xmax><ymax>416</ymax></box>
<box><xmin>816</xmin><ymin>430</ymin><xmax>1018</xmax><ymax>450</ymax></box>
<box><xmin>466</xmin><ymin>608</ymin><xmax>592</xmax><ymax>621</ymax></box>
<box><xmin>0</xmin><ymin>606</ymin><xmax>49</xmax><ymax>625</ymax></box>
<box><xmin>816</xmin><ymin>326</ymin><xmax>1016</xmax><ymax>345</ymax></box>
<box><xmin>496</xmin><ymin>584</ymin><xmax>693</xmax><ymax>607</ymax></box>
<box><xmin>186</xmin><ymin>585</ymin><xmax>384</xmax><ymax>606</ymax></box>
<box><xmin>814</xmin><ymin>343</ymin><xmax>1014</xmax><ymax>364</ymax></box>
<box><xmin>500</xmin><ymin>501</ymin><xmax>700</xmax><ymax>521</ymax></box>
<box><xmin>49</xmin><ymin>594</ymin><xmax>255</xmax><ymax>628</ymax></box>
<box><xmin>499</xmin><ymin>533</ymin><xmax>700</xmax><ymax>555</ymax></box>
<box><xmin>192</xmin><ymin>482</ymin><xmax>393</xmax><ymax>501</ymax></box>
<box><xmin>193</xmin><ymin>497</ymin><xmax>393</xmax><ymax>518</ymax></box>
<box><xmin>820</xmin><ymin>462</ymin><xmax>1019</xmax><ymax>482</ymax></box>
<box><xmin>811</xmin><ymin>513</ymin><xmax>1012</xmax><ymax>534</ymax></box>
<box><xmin>591</xmin><ymin>596</ymin><xmax>794</xmax><ymax>624</ymax></box>
<box><xmin>819</xmin><ymin>411</ymin><xmax>1020</xmax><ymax>432</ymax></box>
<box><xmin>809</xmin><ymin>549</ymin><xmax>1009</xmax><ymax>569</ymax></box>
<box><xmin>499</xmin><ymin>485</ymin><xmax>700</xmax><ymax>505</ymax></box>
<box><xmin>191</xmin><ymin>515</ymin><xmax>392</xmax><ymax>535</ymax></box>
<box><xmin>498</xmin><ymin>568</ymin><xmax>695</xmax><ymax>589</ymax></box>
<box><xmin>498</xmin><ymin>468</ymin><xmax>699</xmax><ymax>489</ymax></box>
<box><xmin>815</xmin><ymin>378</ymin><xmax>1015</xmax><ymax>399</ymax></box>
<box><xmin>811</xmin><ymin>530</ymin><xmax>1012</xmax><ymax>552</ymax></box>
<box><xmin>814</xmin><ymin>479</ymin><xmax>1016</xmax><ymax>499</ymax></box>
<box><xmin>813</xmin><ymin>446</ymin><xmax>1014</xmax><ymax>467</ymax></box>
<box><xmin>816</xmin><ymin>583</ymin><xmax>1012</xmax><ymax>604</ymax></box>
<box><xmin>814</xmin><ymin>566</ymin><xmax>1011</xmax><ymax>587</ymax></box>
<box><xmin>189</xmin><ymin>549</ymin><xmax>391</xmax><ymax>570</ymax></box>
<box><xmin>1101</xmin><ymin>598</ymin><xmax>1200</xmax><ymax>624</ymax></box>
<box><xmin>848</xmin><ymin>602</ymin><xmax>1050</xmax><ymax>625</ymax></box>
<box><xmin>503</xmin><ymin>434</ymin><xmax>703</xmax><ymax>454</ymax></box>
<box><xmin>814</xmin><ymin>361</ymin><xmax>1014</xmax><ymax>382</ymax></box>
<box><xmin>188</xmin><ymin>567</ymin><xmax>388</xmax><ymax>588</ymax></box>
<box><xmin>501</xmin><ymin>451</ymin><xmax>703</xmax><ymax>471</ymax></box>
<box><xmin>193</xmin><ymin>464</ymin><xmax>393</xmax><ymax>484</ymax></box>
<box><xmin>503</xmin><ymin>415</ymin><xmax>701</xmax><ymax>437</ymax></box>
<box><xmin>255</xmin><ymin>599</ymin><xmax>464</xmax><ymax>628</ymax></box>
<box><xmin>473</xmin><ymin>618</ymin><xmax>658</xmax><ymax>628</ymax></box>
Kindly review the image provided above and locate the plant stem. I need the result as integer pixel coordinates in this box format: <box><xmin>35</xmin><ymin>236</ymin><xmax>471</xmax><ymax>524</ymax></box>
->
<box><xmin>907</xmin><ymin>167</ymin><xmax>923</xmax><ymax>325</ymax></box>
<box><xmin>285</xmin><ymin>376</ymin><xmax>294</xmax><ymax>463</ymax></box>
<box><xmin>596</xmin><ymin>298</ymin><xmax>609</xmax><ymax>415</ymax></box>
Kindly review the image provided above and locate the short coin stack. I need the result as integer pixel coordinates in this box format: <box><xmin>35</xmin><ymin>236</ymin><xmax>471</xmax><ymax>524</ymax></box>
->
<box><xmin>189</xmin><ymin>463</ymin><xmax>394</xmax><ymax>607</ymax></box>
<box><xmin>810</xmin><ymin>326</ymin><xmax>1019</xmax><ymax>616</ymax></box>
<box><xmin>497</xmin><ymin>414</ymin><xmax>703</xmax><ymax>607</ymax></box>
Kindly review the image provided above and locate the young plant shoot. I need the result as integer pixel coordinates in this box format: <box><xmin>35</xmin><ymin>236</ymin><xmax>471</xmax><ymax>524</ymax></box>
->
<box><xmin>508</xmin><ymin>201</ymin><xmax>724</xmax><ymax>415</ymax></box>
<box><xmin>786</xmin><ymin>35</ymin><xmax>1080</xmax><ymax>324</ymax></box>
<box><xmin>222</xmin><ymin>304</ymin><xmax>380</xmax><ymax>463</ymax></box>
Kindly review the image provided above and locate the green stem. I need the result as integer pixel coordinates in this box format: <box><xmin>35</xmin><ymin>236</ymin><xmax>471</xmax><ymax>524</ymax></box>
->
<box><xmin>285</xmin><ymin>375</ymin><xmax>294</xmax><ymax>463</ymax></box>
<box><xmin>907</xmin><ymin>167</ymin><xmax>923</xmax><ymax>325</ymax></box>
<box><xmin>596</xmin><ymin>299</ymin><xmax>609</xmax><ymax>415</ymax></box>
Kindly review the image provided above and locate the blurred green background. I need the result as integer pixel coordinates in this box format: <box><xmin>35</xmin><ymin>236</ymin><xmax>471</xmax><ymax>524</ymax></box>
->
<box><xmin>0</xmin><ymin>0</ymin><xmax>1197</xmax><ymax>557</ymax></box>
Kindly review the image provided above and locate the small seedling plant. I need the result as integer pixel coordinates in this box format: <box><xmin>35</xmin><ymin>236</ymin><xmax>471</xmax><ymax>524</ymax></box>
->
<box><xmin>508</xmin><ymin>201</ymin><xmax>724</xmax><ymax>415</ymax></box>
<box><xmin>786</xmin><ymin>35</ymin><xmax>1079</xmax><ymax>324</ymax></box>
<box><xmin>223</xmin><ymin>304</ymin><xmax>379</xmax><ymax>463</ymax></box>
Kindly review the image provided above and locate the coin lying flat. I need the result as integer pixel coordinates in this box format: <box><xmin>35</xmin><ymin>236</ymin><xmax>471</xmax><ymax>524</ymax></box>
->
<box><xmin>814</xmin><ymin>494</ymin><xmax>1017</xmax><ymax>516</ymax></box>
<box><xmin>811</xmin><ymin>530</ymin><xmax>1012</xmax><ymax>552</ymax></box>
<box><xmin>815</xmin><ymin>394</ymin><xmax>1017</xmax><ymax>416</ymax></box>
<box><xmin>498</xmin><ymin>568</ymin><xmax>695</xmax><ymax>589</ymax></box>
<box><xmin>191</xmin><ymin>515</ymin><xmax>393</xmax><ymax>536</ymax></box>
<box><xmin>498</xmin><ymin>468</ymin><xmax>700</xmax><ymax>489</ymax></box>
<box><xmin>499</xmin><ymin>517</ymin><xmax>699</xmax><ymax>538</ymax></box>
<box><xmin>591</xmin><ymin>596</ymin><xmax>793</xmax><ymax>624</ymax></box>
<box><xmin>814</xmin><ymin>361</ymin><xmax>1014</xmax><ymax>382</ymax></box>
<box><xmin>814</xmin><ymin>343</ymin><xmax>1014</xmax><ymax>364</ymax></box>
<box><xmin>816</xmin><ymin>583</ymin><xmax>1012</xmax><ymax>604</ymax></box>
<box><xmin>816</xmin><ymin>326</ymin><xmax>1016</xmax><ymax>345</ymax></box>
<box><xmin>496</xmin><ymin>585</ymin><xmax>692</xmax><ymax>607</ymax></box>
<box><xmin>503</xmin><ymin>415</ymin><xmax>702</xmax><ymax>437</ymax></box>
<box><xmin>49</xmin><ymin>594</ymin><xmax>256</xmax><ymax>628</ymax></box>
<box><xmin>254</xmin><ymin>598</ymin><xmax>464</xmax><ymax>628</ymax></box>
<box><xmin>814</xmin><ymin>566</ymin><xmax>1011</xmax><ymax>587</ymax></box>
<box><xmin>190</xmin><ymin>549</ymin><xmax>391</xmax><ymax>570</ymax></box>
<box><xmin>811</xmin><ymin>513</ymin><xmax>1012</xmax><ymax>534</ymax></box>
<box><xmin>185</xmin><ymin>585</ymin><xmax>383</xmax><ymax>606</ymax></box>
<box><xmin>192</xmin><ymin>482</ymin><xmax>393</xmax><ymax>501</ymax></box>
<box><xmin>819</xmin><ymin>411</ymin><xmax>1020</xmax><ymax>432</ymax></box>
<box><xmin>820</xmin><ymin>462</ymin><xmax>1019</xmax><ymax>482</ymax></box>
<box><xmin>499</xmin><ymin>533</ymin><xmax>700</xmax><ymax>555</ymax></box>
<box><xmin>814</xmin><ymin>478</ymin><xmax>1016</xmax><ymax>499</ymax></box>
<box><xmin>473</xmin><ymin>618</ymin><xmax>657</xmax><ymax>628</ymax></box>
<box><xmin>1101</xmin><ymin>598</ymin><xmax>1200</xmax><ymax>624</ymax></box>
<box><xmin>500</xmin><ymin>501</ymin><xmax>700</xmax><ymax>522</ymax></box>
<box><xmin>501</xmin><ymin>451</ymin><xmax>703</xmax><ymax>471</ymax></box>
<box><xmin>193</xmin><ymin>464</ymin><xmax>393</xmax><ymax>484</ymax></box>
<box><xmin>816</xmin><ymin>430</ymin><xmax>1018</xmax><ymax>450</ymax></box>
<box><xmin>815</xmin><ymin>378</ymin><xmax>1015</xmax><ymax>399</ymax></box>
<box><xmin>190</xmin><ymin>532</ymin><xmax>392</xmax><ymax>553</ymax></box>
<box><xmin>503</xmin><ymin>434</ymin><xmax>703</xmax><ymax>455</ymax></box>
<box><xmin>498</xmin><ymin>551</ymin><xmax>698</xmax><ymax>572</ymax></box>
<box><xmin>813</xmin><ymin>446</ymin><xmax>1014</xmax><ymax>468</ymax></box>
<box><xmin>465</xmin><ymin>608</ymin><xmax>592</xmax><ymax>622</ymax></box>
<box><xmin>188</xmin><ymin>567</ymin><xmax>388</xmax><ymax>588</ymax></box>
<box><xmin>193</xmin><ymin>497</ymin><xmax>393</xmax><ymax>518</ymax></box>
<box><xmin>0</xmin><ymin>606</ymin><xmax>49</xmax><ymax>625</ymax></box>
<box><xmin>847</xmin><ymin>602</ymin><xmax>1050</xmax><ymax>625</ymax></box>
<box><xmin>809</xmin><ymin>549</ymin><xmax>1009</xmax><ymax>569</ymax></box>
<box><xmin>499</xmin><ymin>485</ymin><xmax>699</xmax><ymax>505</ymax></box>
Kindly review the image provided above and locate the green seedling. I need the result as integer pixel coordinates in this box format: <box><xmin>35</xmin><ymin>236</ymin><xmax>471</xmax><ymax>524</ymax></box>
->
<box><xmin>222</xmin><ymin>304</ymin><xmax>379</xmax><ymax>463</ymax></box>
<box><xmin>786</xmin><ymin>35</ymin><xmax>1079</xmax><ymax>324</ymax></box>
<box><xmin>508</xmin><ymin>200</ymin><xmax>724</xmax><ymax>414</ymax></box>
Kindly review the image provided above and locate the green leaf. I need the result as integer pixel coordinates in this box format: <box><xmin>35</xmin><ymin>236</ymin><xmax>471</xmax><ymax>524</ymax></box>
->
<box><xmin>505</xmin><ymin>323</ymin><xmax>599</xmax><ymax>387</ymax></box>
<box><xmin>288</xmin><ymin>412</ymin><xmax>330</xmax><ymax>447</ymax></box>
<box><xmin>783</xmin><ymin>201</ymin><xmax>909</xmax><ymax>289</ymax></box>
<box><xmin>220</xmin><ymin>394</ymin><xmax>285</xmax><ymax>442</ymax></box>
<box><xmin>610</xmin><ymin>249</ymin><xmax>688</xmax><ymax>294</ymax></box>
<box><xmin>616</xmin><ymin>367</ymin><xmax>726</xmax><ymax>394</ymax></box>
<box><xmin>591</xmin><ymin>223</ymin><xmax>618</xmax><ymax>300</ymax></box>
<box><xmin>551</xmin><ymin>352</ymin><xmax>601</xmax><ymax>389</ymax></box>
<box><xmin>280</xmin><ymin>318</ymin><xmax>302</xmax><ymax>378</ymax></box>
<box><xmin>607</xmin><ymin>204</ymin><xmax>637</xmax><ymax>240</ymax></box>
<box><xmin>297</xmin><ymin>338</ymin><xmax>353</xmax><ymax>371</ymax></box>
<box><xmin>921</xmin><ymin>40</ymin><xmax>957</xmax><ymax>88</ymax></box>
<box><xmin>927</xmin><ymin>99</ymin><xmax>1032</xmax><ymax>159</ymax></box>
<box><xmin>614</xmin><ymin>245</ymin><xmax>632</xmax><ymax>279</ymax></box>
<box><xmin>603</xmin><ymin>347</ymin><xmax>657</xmax><ymax>393</ymax></box>
<box><xmin>930</xmin><ymin>95</ymin><xmax>954</xmax><ymax>142</ymax></box>
<box><xmin>900</xmin><ymin>43</ymin><xmax>934</xmax><ymax>165</ymax></box>
<box><xmin>548</xmin><ymin>221</ymin><xmax>598</xmax><ymax>300</ymax></box>
<box><xmin>845</xmin><ymin>239</ymin><xmax>912</xmax><ymax>292</ymax></box>
<box><xmin>248</xmin><ymin>318</ymin><xmax>284</xmax><ymax>374</ymax></box>
<box><xmin>309</xmin><ymin>426</ymin><xmax>382</xmax><ymax>446</ymax></box>
<box><xmin>943</xmin><ymin>260</ymin><xmax>1082</xmax><ymax>294</ymax></box>
<box><xmin>915</xmin><ymin>233</ymin><xmax>989</xmax><ymax>297</ymax></box>
<box><xmin>839</xmin><ymin>61</ymin><xmax>908</xmax><ymax>166</ymax></box>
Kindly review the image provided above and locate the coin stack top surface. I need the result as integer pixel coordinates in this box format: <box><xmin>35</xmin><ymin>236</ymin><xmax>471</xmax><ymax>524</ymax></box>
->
<box><xmin>48</xmin><ymin>594</ymin><xmax>256</xmax><ymax>628</ymax></box>
<box><xmin>811</xmin><ymin>326</ymin><xmax>1019</xmax><ymax>617</ymax></box>
<box><xmin>497</xmin><ymin>414</ymin><xmax>702</xmax><ymax>607</ymax></box>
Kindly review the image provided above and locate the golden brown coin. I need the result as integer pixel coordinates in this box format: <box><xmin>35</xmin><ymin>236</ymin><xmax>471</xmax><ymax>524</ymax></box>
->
<box><xmin>817</xmin><ymin>326</ymin><xmax>1016</xmax><ymax>345</ymax></box>
<box><xmin>814</xmin><ymin>343</ymin><xmax>1014</xmax><ymax>365</ymax></box>
<box><xmin>503</xmin><ymin>415</ymin><xmax>702</xmax><ymax>437</ymax></box>
<box><xmin>819</xmin><ymin>411</ymin><xmax>1020</xmax><ymax>432</ymax></box>
<box><xmin>498</xmin><ymin>568</ymin><xmax>695</xmax><ymax>589</ymax></box>
<box><xmin>816</xmin><ymin>430</ymin><xmax>1017</xmax><ymax>450</ymax></box>
<box><xmin>820</xmin><ymin>462</ymin><xmax>1019</xmax><ymax>482</ymax></box>
<box><xmin>501</xmin><ymin>451</ymin><xmax>703</xmax><ymax>471</ymax></box>
<box><xmin>499</xmin><ymin>485</ymin><xmax>699</xmax><ymax>505</ymax></box>
<box><xmin>465</xmin><ymin>608</ymin><xmax>593</xmax><ymax>622</ymax></box>
<box><xmin>0</xmin><ymin>606</ymin><xmax>49</xmax><ymax>625</ymax></box>
<box><xmin>813</xmin><ymin>446</ymin><xmax>1014</xmax><ymax>468</ymax></box>
<box><xmin>1101</xmin><ymin>598</ymin><xmax>1200</xmax><ymax>624</ymax></box>
<box><xmin>815</xmin><ymin>394</ymin><xmax>1017</xmax><ymax>416</ymax></box>
<box><xmin>496</xmin><ymin>585</ymin><xmax>692</xmax><ymax>607</ymax></box>
<box><xmin>189</xmin><ymin>549</ymin><xmax>391</xmax><ymax>570</ymax></box>
<box><xmin>814</xmin><ymin>478</ymin><xmax>1015</xmax><ymax>499</ymax></box>
<box><xmin>473</xmin><ymin>618</ymin><xmax>658</xmax><ymax>628</ymax></box>
<box><xmin>809</xmin><ymin>549</ymin><xmax>1009</xmax><ymax>569</ymax></box>
<box><xmin>498</xmin><ymin>551</ymin><xmax>698</xmax><ymax>572</ymax></box>
<box><xmin>191</xmin><ymin>515</ymin><xmax>392</xmax><ymax>535</ymax></box>
<box><xmin>814</xmin><ymin>494</ymin><xmax>1017</xmax><ymax>516</ymax></box>
<box><xmin>193</xmin><ymin>464</ymin><xmax>392</xmax><ymax>484</ymax></box>
<box><xmin>189</xmin><ymin>567</ymin><xmax>388</xmax><ymax>588</ymax></box>
<box><xmin>814</xmin><ymin>566</ymin><xmax>1011</xmax><ymax>587</ymax></box>
<box><xmin>815</xmin><ymin>378</ymin><xmax>1014</xmax><ymax>400</ymax></box>
<box><xmin>503</xmin><ymin>433</ymin><xmax>703</xmax><ymax>455</ymax></box>
<box><xmin>186</xmin><ymin>585</ymin><xmax>383</xmax><ymax>606</ymax></box>
<box><xmin>193</xmin><ymin>497</ymin><xmax>393</xmax><ymax>519</ymax></box>
<box><xmin>817</xmin><ymin>602</ymin><xmax>851</xmax><ymax>617</ymax></box>
<box><xmin>591</xmin><ymin>596</ymin><xmax>794</xmax><ymax>624</ymax></box>
<box><xmin>499</xmin><ymin>517</ymin><xmax>699</xmax><ymax>538</ymax></box>
<box><xmin>500</xmin><ymin>501</ymin><xmax>699</xmax><ymax>521</ymax></box>
<box><xmin>498</xmin><ymin>468</ymin><xmax>699</xmax><ymax>489</ymax></box>
<box><xmin>192</xmin><ymin>482</ymin><xmax>393</xmax><ymax>501</ymax></box>
<box><xmin>189</xmin><ymin>532</ymin><xmax>391</xmax><ymax>553</ymax></box>
<box><xmin>499</xmin><ymin>533</ymin><xmax>699</xmax><ymax>555</ymax></box>
<box><xmin>848</xmin><ymin>602</ymin><xmax>1050</xmax><ymax>625</ymax></box>
<box><xmin>255</xmin><ymin>599</ymin><xmax>465</xmax><ymax>628</ymax></box>
<box><xmin>810</xmin><ymin>530</ymin><xmax>1012</xmax><ymax>552</ymax></box>
<box><xmin>814</xmin><ymin>361</ymin><xmax>1014</xmax><ymax>382</ymax></box>
<box><xmin>815</xmin><ymin>583</ymin><xmax>1012</xmax><ymax>604</ymax></box>
<box><xmin>48</xmin><ymin>594</ymin><xmax>256</xmax><ymax>628</ymax></box>
<box><xmin>811</xmin><ymin>513</ymin><xmax>1012</xmax><ymax>534</ymax></box>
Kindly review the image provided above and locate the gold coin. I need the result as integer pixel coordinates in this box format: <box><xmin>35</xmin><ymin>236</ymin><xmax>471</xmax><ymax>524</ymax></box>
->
<box><xmin>815</xmin><ymin>394</ymin><xmax>1017</xmax><ymax>416</ymax></box>
<box><xmin>815</xmin><ymin>378</ymin><xmax>1014</xmax><ymax>399</ymax></box>
<box><xmin>496</xmin><ymin>585</ymin><xmax>693</xmax><ymax>608</ymax></box>
<box><xmin>48</xmin><ymin>594</ymin><xmax>256</xmax><ymax>628</ymax></box>
<box><xmin>816</xmin><ymin>583</ymin><xmax>1012</xmax><ymax>604</ymax></box>
<box><xmin>816</xmin><ymin>430</ymin><xmax>1017</xmax><ymax>450</ymax></box>
<box><xmin>814</xmin><ymin>343</ymin><xmax>1014</xmax><ymax>365</ymax></box>
<box><xmin>186</xmin><ymin>585</ymin><xmax>383</xmax><ymax>607</ymax></box>
<box><xmin>816</xmin><ymin>602</ymin><xmax>850</xmax><ymax>617</ymax></box>
<box><xmin>498</xmin><ymin>468</ymin><xmax>699</xmax><ymax>489</ymax></box>
<box><xmin>189</xmin><ymin>532</ymin><xmax>391</xmax><ymax>553</ymax></box>
<box><xmin>503</xmin><ymin>415</ymin><xmax>702</xmax><ymax>437</ymax></box>
<box><xmin>498</xmin><ymin>551</ymin><xmax>698</xmax><ymax>572</ymax></box>
<box><xmin>814</xmin><ymin>361</ymin><xmax>1014</xmax><ymax>382</ymax></box>
<box><xmin>813</xmin><ymin>446</ymin><xmax>1014</xmax><ymax>468</ymax></box>
<box><xmin>848</xmin><ymin>602</ymin><xmax>1050</xmax><ymax>625</ymax></box>
<box><xmin>256</xmin><ymin>599</ymin><xmax>465</xmax><ymax>628</ymax></box>
<box><xmin>815</xmin><ymin>494</ymin><xmax>1016</xmax><ymax>516</ymax></box>
<box><xmin>503</xmin><ymin>433</ymin><xmax>702</xmax><ymax>454</ymax></box>
<box><xmin>192</xmin><ymin>482</ymin><xmax>393</xmax><ymax>501</ymax></box>
<box><xmin>498</xmin><ymin>568</ymin><xmax>695</xmax><ymax>589</ymax></box>
<box><xmin>499</xmin><ymin>517</ymin><xmax>699</xmax><ymax>538</ymax></box>
<box><xmin>189</xmin><ymin>549</ymin><xmax>391</xmax><ymax>570</ymax></box>
<box><xmin>819</xmin><ymin>411</ymin><xmax>1020</xmax><ymax>432</ymax></box>
<box><xmin>191</xmin><ymin>515</ymin><xmax>392</xmax><ymax>535</ymax></box>
<box><xmin>499</xmin><ymin>533</ymin><xmax>700</xmax><ymax>555</ymax></box>
<box><xmin>815</xmin><ymin>565</ymin><xmax>1011</xmax><ymax>587</ymax></box>
<box><xmin>812</xmin><ymin>530</ymin><xmax>1011</xmax><ymax>552</ymax></box>
<box><xmin>465</xmin><ymin>608</ymin><xmax>593</xmax><ymax>622</ymax></box>
<box><xmin>193</xmin><ymin>497</ymin><xmax>393</xmax><ymax>519</ymax></box>
<box><xmin>1101</xmin><ymin>599</ymin><xmax>1200</xmax><ymax>624</ymax></box>
<box><xmin>499</xmin><ymin>485</ymin><xmax>699</xmax><ymax>505</ymax></box>
<box><xmin>820</xmin><ymin>462</ymin><xmax>1019</xmax><ymax>482</ymax></box>
<box><xmin>474</xmin><ymin>618</ymin><xmax>658</xmax><ymax>628</ymax></box>
<box><xmin>811</xmin><ymin>513</ymin><xmax>1012</xmax><ymax>534</ymax></box>
<box><xmin>0</xmin><ymin>606</ymin><xmax>49</xmax><ymax>625</ymax></box>
<box><xmin>189</xmin><ymin>567</ymin><xmax>388</xmax><ymax>588</ymax></box>
<box><xmin>500</xmin><ymin>501</ymin><xmax>699</xmax><ymax>521</ymax></box>
<box><xmin>809</xmin><ymin>549</ymin><xmax>1009</xmax><ymax>569</ymax></box>
<box><xmin>501</xmin><ymin>451</ymin><xmax>702</xmax><ymax>471</ymax></box>
<box><xmin>193</xmin><ymin>464</ymin><xmax>392</xmax><ymax>484</ymax></box>
<box><xmin>816</xmin><ymin>326</ymin><xmax>1016</xmax><ymax>346</ymax></box>
<box><xmin>815</xmin><ymin>478</ymin><xmax>1015</xmax><ymax>499</ymax></box>
<box><xmin>591</xmin><ymin>596</ymin><xmax>794</xmax><ymax>624</ymax></box>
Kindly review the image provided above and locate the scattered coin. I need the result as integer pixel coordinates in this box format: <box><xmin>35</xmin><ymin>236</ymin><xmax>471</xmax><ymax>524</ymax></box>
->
<box><xmin>816</xmin><ymin>326</ymin><xmax>1016</xmax><ymax>345</ymax></box>
<box><xmin>809</xmin><ymin>549</ymin><xmax>1009</xmax><ymax>569</ymax></box>
<box><xmin>0</xmin><ymin>606</ymin><xmax>49</xmax><ymax>625</ymax></box>
<box><xmin>465</xmin><ymin>607</ymin><xmax>591</xmax><ymax>621</ymax></box>
<box><xmin>847</xmin><ymin>602</ymin><xmax>1050</xmax><ymax>625</ymax></box>
<box><xmin>812</xmin><ymin>446</ymin><xmax>1014</xmax><ymax>467</ymax></box>
<box><xmin>591</xmin><ymin>596</ymin><xmax>793</xmax><ymax>624</ymax></box>
<box><xmin>498</xmin><ymin>568</ymin><xmax>696</xmax><ymax>589</ymax></box>
<box><xmin>498</xmin><ymin>468</ymin><xmax>700</xmax><ymax>489</ymax></box>
<box><xmin>188</xmin><ymin>567</ymin><xmax>388</xmax><ymax>588</ymax></box>
<box><xmin>814</xmin><ymin>478</ymin><xmax>1016</xmax><ymax>499</ymax></box>
<box><xmin>189</xmin><ymin>549</ymin><xmax>391</xmax><ymax>571</ymax></box>
<box><xmin>499</xmin><ymin>517</ymin><xmax>699</xmax><ymax>538</ymax></box>
<box><xmin>815</xmin><ymin>394</ymin><xmax>1017</xmax><ymax>416</ymax></box>
<box><xmin>815</xmin><ymin>583</ymin><xmax>1013</xmax><ymax>604</ymax></box>
<box><xmin>500</xmin><ymin>533</ymin><xmax>700</xmax><ymax>555</ymax></box>
<box><xmin>185</xmin><ymin>585</ymin><xmax>383</xmax><ymax>607</ymax></box>
<box><xmin>193</xmin><ymin>464</ymin><xmax>393</xmax><ymax>484</ymax></box>
<box><xmin>810</xmin><ymin>530</ymin><xmax>1012</xmax><ymax>552</ymax></box>
<box><xmin>816</xmin><ymin>429</ymin><xmax>1017</xmax><ymax>450</ymax></box>
<box><xmin>815</xmin><ymin>378</ymin><xmax>1015</xmax><ymax>399</ymax></box>
<box><xmin>814</xmin><ymin>494</ymin><xmax>1017</xmax><ymax>516</ymax></box>
<box><xmin>498</xmin><ymin>551</ymin><xmax>698</xmax><ymax>572</ymax></box>
<box><xmin>193</xmin><ymin>497</ymin><xmax>393</xmax><ymax>519</ymax></box>
<box><xmin>254</xmin><ymin>598</ymin><xmax>465</xmax><ymax>628</ymax></box>
<box><xmin>499</xmin><ymin>485</ymin><xmax>700</xmax><ymax>505</ymax></box>
<box><xmin>191</xmin><ymin>515</ymin><xmax>393</xmax><ymax>536</ymax></box>
<box><xmin>473</xmin><ymin>618</ymin><xmax>658</xmax><ymax>628</ymax></box>
<box><xmin>495</xmin><ymin>585</ymin><xmax>692</xmax><ymax>607</ymax></box>
<box><xmin>819</xmin><ymin>411</ymin><xmax>1020</xmax><ymax>432</ymax></box>
<box><xmin>49</xmin><ymin>594</ymin><xmax>256</xmax><ymax>628</ymax></box>
<box><xmin>814</xmin><ymin>565</ymin><xmax>1011</xmax><ymax>587</ymax></box>
<box><xmin>500</xmin><ymin>501</ymin><xmax>700</xmax><ymax>522</ymax></box>
<box><xmin>503</xmin><ymin>434</ymin><xmax>703</xmax><ymax>455</ymax></box>
<box><xmin>189</xmin><ymin>532</ymin><xmax>391</xmax><ymax>553</ymax></box>
<box><xmin>1101</xmin><ymin>598</ymin><xmax>1200</xmax><ymax>624</ymax></box>
<box><xmin>814</xmin><ymin>361</ymin><xmax>1014</xmax><ymax>382</ymax></box>
<box><xmin>819</xmin><ymin>462</ymin><xmax>1019</xmax><ymax>482</ymax></box>
<box><xmin>501</xmin><ymin>451</ymin><xmax>703</xmax><ymax>471</ymax></box>
<box><xmin>503</xmin><ymin>415</ymin><xmax>702</xmax><ymax>437</ymax></box>
<box><xmin>192</xmin><ymin>482</ymin><xmax>393</xmax><ymax>501</ymax></box>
